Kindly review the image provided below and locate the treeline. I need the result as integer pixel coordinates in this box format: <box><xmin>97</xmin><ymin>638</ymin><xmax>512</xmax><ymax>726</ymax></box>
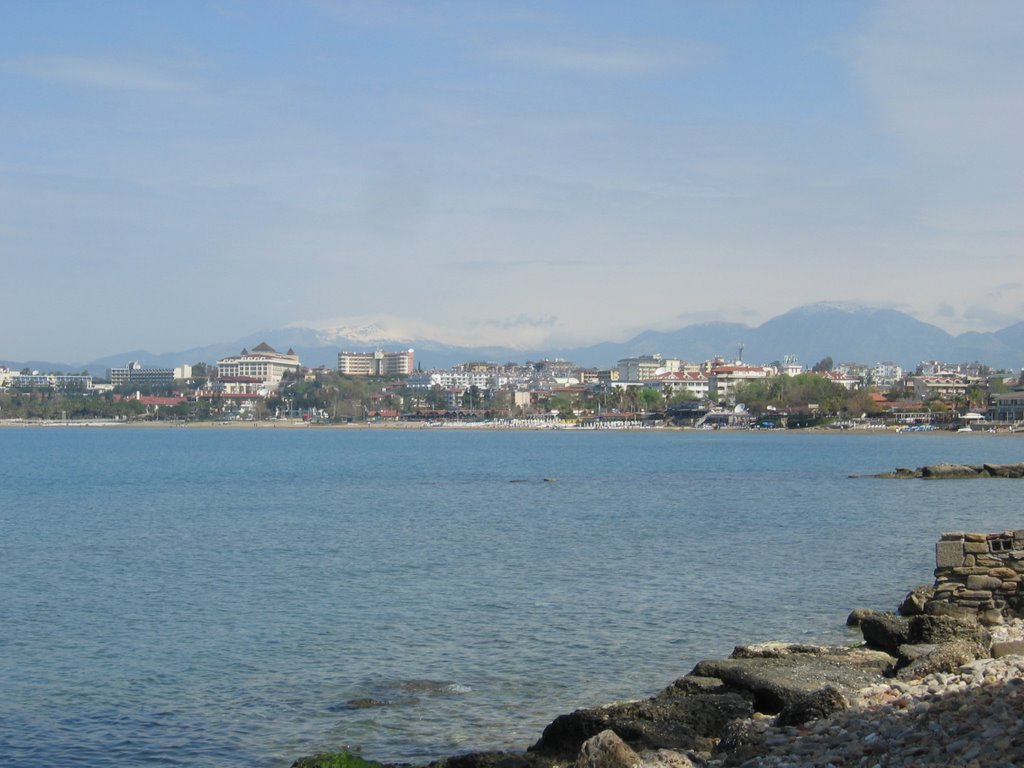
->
<box><xmin>0</xmin><ymin>391</ymin><xmax>147</xmax><ymax>420</ymax></box>
<box><xmin>732</xmin><ymin>373</ymin><xmax>880</xmax><ymax>417</ymax></box>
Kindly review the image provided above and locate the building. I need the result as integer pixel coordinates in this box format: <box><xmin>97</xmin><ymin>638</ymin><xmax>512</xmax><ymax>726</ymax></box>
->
<box><xmin>872</xmin><ymin>362</ymin><xmax>904</xmax><ymax>387</ymax></box>
<box><xmin>216</xmin><ymin>343</ymin><xmax>301</xmax><ymax>388</ymax></box>
<box><xmin>7</xmin><ymin>371</ymin><xmax>94</xmax><ymax>390</ymax></box>
<box><xmin>406</xmin><ymin>369</ymin><xmax>492</xmax><ymax>390</ymax></box>
<box><xmin>645</xmin><ymin>370</ymin><xmax>710</xmax><ymax>399</ymax></box>
<box><xmin>108</xmin><ymin>361</ymin><xmax>174</xmax><ymax>389</ymax></box>
<box><xmin>709</xmin><ymin>365</ymin><xmax>776</xmax><ymax>401</ymax></box>
<box><xmin>617</xmin><ymin>355</ymin><xmax>683</xmax><ymax>383</ymax></box>
<box><xmin>338</xmin><ymin>349</ymin><xmax>414</xmax><ymax>377</ymax></box>
<box><xmin>989</xmin><ymin>392</ymin><xmax>1024</xmax><ymax>423</ymax></box>
<box><xmin>817</xmin><ymin>370</ymin><xmax>861</xmax><ymax>390</ymax></box>
<box><xmin>912</xmin><ymin>375</ymin><xmax>974</xmax><ymax>401</ymax></box>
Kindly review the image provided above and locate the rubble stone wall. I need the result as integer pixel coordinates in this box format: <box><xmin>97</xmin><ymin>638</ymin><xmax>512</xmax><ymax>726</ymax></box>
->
<box><xmin>927</xmin><ymin>531</ymin><xmax>1024</xmax><ymax>622</ymax></box>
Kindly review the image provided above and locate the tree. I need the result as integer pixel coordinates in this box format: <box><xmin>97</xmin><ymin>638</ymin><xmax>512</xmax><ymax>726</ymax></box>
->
<box><xmin>637</xmin><ymin>387</ymin><xmax>665</xmax><ymax>412</ymax></box>
<box><xmin>667</xmin><ymin>390</ymin><xmax>697</xmax><ymax>406</ymax></box>
<box><xmin>547</xmin><ymin>394</ymin><xmax>577</xmax><ymax>419</ymax></box>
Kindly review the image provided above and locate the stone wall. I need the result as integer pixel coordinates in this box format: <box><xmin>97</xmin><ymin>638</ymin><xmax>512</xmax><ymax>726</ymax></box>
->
<box><xmin>927</xmin><ymin>531</ymin><xmax>1024</xmax><ymax>623</ymax></box>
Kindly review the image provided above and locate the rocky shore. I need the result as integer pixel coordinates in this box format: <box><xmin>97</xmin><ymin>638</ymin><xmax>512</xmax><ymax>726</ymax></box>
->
<box><xmin>294</xmin><ymin>531</ymin><xmax>1024</xmax><ymax>768</ymax></box>
<box><xmin>863</xmin><ymin>462</ymin><xmax>1024</xmax><ymax>479</ymax></box>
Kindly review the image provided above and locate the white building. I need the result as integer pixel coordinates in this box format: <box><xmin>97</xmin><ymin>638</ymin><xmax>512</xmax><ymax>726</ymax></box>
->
<box><xmin>617</xmin><ymin>355</ymin><xmax>683</xmax><ymax>383</ymax></box>
<box><xmin>709</xmin><ymin>365</ymin><xmax>776</xmax><ymax>401</ymax></box>
<box><xmin>644</xmin><ymin>370</ymin><xmax>710</xmax><ymax>399</ymax></box>
<box><xmin>872</xmin><ymin>362</ymin><xmax>903</xmax><ymax>387</ymax></box>
<box><xmin>6</xmin><ymin>371</ymin><xmax>94</xmax><ymax>390</ymax></box>
<box><xmin>109</xmin><ymin>361</ymin><xmax>174</xmax><ymax>388</ymax></box>
<box><xmin>338</xmin><ymin>349</ymin><xmax>414</xmax><ymax>376</ymax></box>
<box><xmin>216</xmin><ymin>342</ymin><xmax>301</xmax><ymax>388</ymax></box>
<box><xmin>407</xmin><ymin>369</ymin><xmax>493</xmax><ymax>390</ymax></box>
<box><xmin>818</xmin><ymin>370</ymin><xmax>861</xmax><ymax>390</ymax></box>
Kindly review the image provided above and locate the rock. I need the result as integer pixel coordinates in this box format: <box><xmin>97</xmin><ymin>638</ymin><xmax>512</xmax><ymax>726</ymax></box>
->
<box><xmin>291</xmin><ymin>753</ymin><xmax>386</xmax><ymax>768</ymax></box>
<box><xmin>529</xmin><ymin>688</ymin><xmax>753</xmax><ymax>760</ymax></box>
<box><xmin>893</xmin><ymin>467</ymin><xmax>922</xmax><ymax>478</ymax></box>
<box><xmin>688</xmin><ymin>644</ymin><xmax>892</xmax><ymax>715</ymax></box>
<box><xmin>908</xmin><ymin>614</ymin><xmax>990</xmax><ymax>648</ymax></box>
<box><xmin>859</xmin><ymin>611</ymin><xmax>911</xmax><ymax>655</ymax></box>
<box><xmin>713</xmin><ymin>718</ymin><xmax>770</xmax><ymax>766</ymax></box>
<box><xmin>983</xmin><ymin>463</ymin><xmax>1024</xmax><ymax>478</ymax></box>
<box><xmin>775</xmin><ymin>685</ymin><xmax>849</xmax><ymax>726</ymax></box>
<box><xmin>846</xmin><ymin>607</ymin><xmax>874</xmax><ymax>627</ymax></box>
<box><xmin>574</xmin><ymin>730</ymin><xmax>641</xmax><ymax>768</ymax></box>
<box><xmin>980</xmin><ymin>609</ymin><xmax>1005</xmax><ymax>627</ymax></box>
<box><xmin>921</xmin><ymin>464</ymin><xmax>983</xmax><ymax>479</ymax></box>
<box><xmin>925</xmin><ymin>600</ymin><xmax>981</xmax><ymax>620</ymax></box>
<box><xmin>636</xmin><ymin>749</ymin><xmax>696</xmax><ymax>768</ymax></box>
<box><xmin>899</xmin><ymin>586</ymin><xmax>934</xmax><ymax>617</ymax></box>
<box><xmin>992</xmin><ymin>641</ymin><xmax>1024</xmax><ymax>658</ymax></box>
<box><xmin>895</xmin><ymin>639</ymin><xmax>986</xmax><ymax>680</ymax></box>
<box><xmin>438</xmin><ymin>754</ymin><xmax>534</xmax><ymax>768</ymax></box>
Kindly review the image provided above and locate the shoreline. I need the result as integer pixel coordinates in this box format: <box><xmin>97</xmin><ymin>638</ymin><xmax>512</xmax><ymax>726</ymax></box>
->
<box><xmin>1</xmin><ymin>418</ymin><xmax>1019</xmax><ymax>435</ymax></box>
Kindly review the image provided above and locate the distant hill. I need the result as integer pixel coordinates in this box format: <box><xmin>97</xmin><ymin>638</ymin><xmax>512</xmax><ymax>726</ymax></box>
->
<box><xmin>5</xmin><ymin>302</ymin><xmax>1022</xmax><ymax>375</ymax></box>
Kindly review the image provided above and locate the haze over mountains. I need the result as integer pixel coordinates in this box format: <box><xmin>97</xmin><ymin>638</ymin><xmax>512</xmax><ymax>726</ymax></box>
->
<box><xmin>6</xmin><ymin>303</ymin><xmax>1024</xmax><ymax>376</ymax></box>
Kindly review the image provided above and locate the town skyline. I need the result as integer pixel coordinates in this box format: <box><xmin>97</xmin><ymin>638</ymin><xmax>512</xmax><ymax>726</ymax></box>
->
<box><xmin>3</xmin><ymin>2</ymin><xmax>1022</xmax><ymax>362</ymax></box>
<box><xmin>3</xmin><ymin>301</ymin><xmax>1023</xmax><ymax>375</ymax></box>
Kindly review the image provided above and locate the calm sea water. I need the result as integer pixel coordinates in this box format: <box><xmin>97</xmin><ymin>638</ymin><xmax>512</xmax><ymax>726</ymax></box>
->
<box><xmin>1</xmin><ymin>427</ymin><xmax>1022</xmax><ymax>767</ymax></box>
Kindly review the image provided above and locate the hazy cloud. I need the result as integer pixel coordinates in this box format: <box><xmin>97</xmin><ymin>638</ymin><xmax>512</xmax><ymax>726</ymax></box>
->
<box><xmin>491</xmin><ymin>40</ymin><xmax>710</xmax><ymax>75</ymax></box>
<box><xmin>441</xmin><ymin>258</ymin><xmax>587</xmax><ymax>273</ymax></box>
<box><xmin>1</xmin><ymin>55</ymin><xmax>196</xmax><ymax>91</ymax></box>
<box><xmin>477</xmin><ymin>314</ymin><xmax>559</xmax><ymax>330</ymax></box>
<box><xmin>848</xmin><ymin>1</ymin><xmax>1024</xmax><ymax>169</ymax></box>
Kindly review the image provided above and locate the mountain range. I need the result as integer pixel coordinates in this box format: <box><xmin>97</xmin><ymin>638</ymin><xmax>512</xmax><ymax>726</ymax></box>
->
<box><xmin>5</xmin><ymin>303</ymin><xmax>1023</xmax><ymax>376</ymax></box>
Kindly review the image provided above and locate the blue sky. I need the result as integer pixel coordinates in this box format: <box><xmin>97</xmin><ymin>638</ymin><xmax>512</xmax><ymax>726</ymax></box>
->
<box><xmin>2</xmin><ymin>1</ymin><xmax>1022</xmax><ymax>362</ymax></box>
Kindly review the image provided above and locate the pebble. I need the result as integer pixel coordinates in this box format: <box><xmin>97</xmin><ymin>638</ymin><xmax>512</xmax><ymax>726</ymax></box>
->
<box><xmin>702</xmin><ymin>621</ymin><xmax>1024</xmax><ymax>768</ymax></box>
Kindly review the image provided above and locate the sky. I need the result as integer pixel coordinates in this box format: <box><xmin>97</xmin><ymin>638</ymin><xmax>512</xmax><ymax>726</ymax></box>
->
<box><xmin>2</xmin><ymin>0</ymin><xmax>1022</xmax><ymax>362</ymax></box>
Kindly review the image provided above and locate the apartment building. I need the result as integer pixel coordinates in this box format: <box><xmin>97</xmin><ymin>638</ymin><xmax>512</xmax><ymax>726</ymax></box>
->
<box><xmin>109</xmin><ymin>361</ymin><xmax>174</xmax><ymax>388</ymax></box>
<box><xmin>617</xmin><ymin>355</ymin><xmax>683</xmax><ymax>382</ymax></box>
<box><xmin>338</xmin><ymin>349</ymin><xmax>414</xmax><ymax>376</ymax></box>
<box><xmin>709</xmin><ymin>365</ymin><xmax>776</xmax><ymax>401</ymax></box>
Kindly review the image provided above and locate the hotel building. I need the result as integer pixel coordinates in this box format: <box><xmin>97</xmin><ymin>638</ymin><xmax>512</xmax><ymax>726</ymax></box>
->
<box><xmin>216</xmin><ymin>343</ymin><xmax>301</xmax><ymax>389</ymax></box>
<box><xmin>338</xmin><ymin>349</ymin><xmax>415</xmax><ymax>377</ymax></box>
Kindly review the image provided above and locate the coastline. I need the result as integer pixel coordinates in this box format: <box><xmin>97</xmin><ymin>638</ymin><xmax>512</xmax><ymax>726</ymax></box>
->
<box><xmin>292</xmin><ymin>529</ymin><xmax>1024</xmax><ymax>768</ymax></box>
<box><xmin>1</xmin><ymin>418</ymin><xmax>1019</xmax><ymax>435</ymax></box>
<box><xmin>294</xmin><ymin>616</ymin><xmax>1024</xmax><ymax>768</ymax></box>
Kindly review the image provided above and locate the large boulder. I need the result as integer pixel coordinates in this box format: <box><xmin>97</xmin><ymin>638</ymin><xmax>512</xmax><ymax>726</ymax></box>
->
<box><xmin>774</xmin><ymin>685</ymin><xmax>849</xmax><ymax>727</ymax></box>
<box><xmin>688</xmin><ymin>643</ymin><xmax>892</xmax><ymax>715</ymax></box>
<box><xmin>858</xmin><ymin>612</ymin><xmax>911</xmax><ymax>656</ymax></box>
<box><xmin>529</xmin><ymin>686</ymin><xmax>753</xmax><ymax>760</ymax></box>
<box><xmin>895</xmin><ymin>639</ymin><xmax>988</xmax><ymax>680</ymax></box>
<box><xmin>908</xmin><ymin>614</ymin><xmax>990</xmax><ymax>648</ymax></box>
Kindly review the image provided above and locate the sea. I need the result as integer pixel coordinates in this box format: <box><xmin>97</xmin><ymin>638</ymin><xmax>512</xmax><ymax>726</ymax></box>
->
<box><xmin>1</xmin><ymin>427</ymin><xmax>1022</xmax><ymax>767</ymax></box>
